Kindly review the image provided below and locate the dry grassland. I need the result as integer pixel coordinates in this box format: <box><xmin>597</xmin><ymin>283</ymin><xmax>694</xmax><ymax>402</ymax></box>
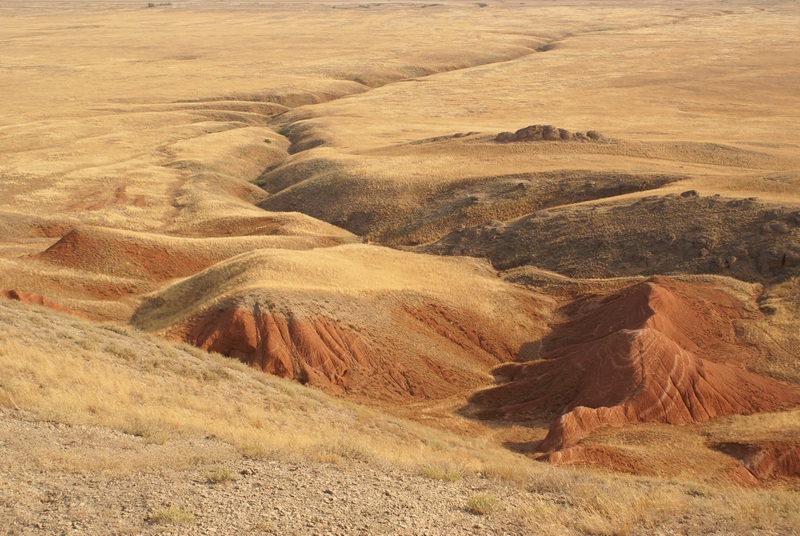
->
<box><xmin>1</xmin><ymin>300</ymin><xmax>799</xmax><ymax>534</ymax></box>
<box><xmin>0</xmin><ymin>299</ymin><xmax>526</xmax><ymax>470</ymax></box>
<box><xmin>0</xmin><ymin>0</ymin><xmax>799</xmax><ymax>533</ymax></box>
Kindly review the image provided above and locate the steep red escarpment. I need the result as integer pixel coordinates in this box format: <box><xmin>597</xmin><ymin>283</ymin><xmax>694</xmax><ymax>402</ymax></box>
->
<box><xmin>130</xmin><ymin>245</ymin><xmax>549</xmax><ymax>403</ymax></box>
<box><xmin>177</xmin><ymin>298</ymin><xmax>529</xmax><ymax>402</ymax></box>
<box><xmin>539</xmin><ymin>276</ymin><xmax>759</xmax><ymax>366</ymax></box>
<box><xmin>188</xmin><ymin>306</ymin><xmax>374</xmax><ymax>390</ymax></box>
<box><xmin>540</xmin><ymin>328</ymin><xmax>797</xmax><ymax>451</ymax></box>
<box><xmin>1</xmin><ymin>289</ymin><xmax>88</xmax><ymax>319</ymax></box>
<box><xmin>469</xmin><ymin>279</ymin><xmax>800</xmax><ymax>452</ymax></box>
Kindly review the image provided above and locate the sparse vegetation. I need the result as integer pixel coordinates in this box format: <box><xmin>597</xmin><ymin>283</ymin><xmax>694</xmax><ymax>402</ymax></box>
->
<box><xmin>0</xmin><ymin>301</ymin><xmax>537</xmax><ymax>479</ymax></box>
<box><xmin>419</xmin><ymin>464</ymin><xmax>463</xmax><ymax>482</ymax></box>
<box><xmin>149</xmin><ymin>506</ymin><xmax>195</xmax><ymax>525</ymax></box>
<box><xmin>204</xmin><ymin>468</ymin><xmax>234</xmax><ymax>485</ymax></box>
<box><xmin>465</xmin><ymin>493</ymin><xmax>502</xmax><ymax>515</ymax></box>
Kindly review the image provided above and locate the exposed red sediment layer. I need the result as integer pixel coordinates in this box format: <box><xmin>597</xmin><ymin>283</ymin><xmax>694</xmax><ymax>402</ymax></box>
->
<box><xmin>1</xmin><ymin>289</ymin><xmax>88</xmax><ymax>319</ymax></box>
<box><xmin>177</xmin><ymin>297</ymin><xmax>530</xmax><ymax>401</ymax></box>
<box><xmin>537</xmin><ymin>445</ymin><xmax>648</xmax><ymax>475</ymax></box>
<box><xmin>34</xmin><ymin>227</ymin><xmax>356</xmax><ymax>283</ymax></box>
<box><xmin>541</xmin><ymin>276</ymin><xmax>758</xmax><ymax>366</ymax></box>
<box><xmin>402</xmin><ymin>302</ymin><xmax>518</xmax><ymax>362</ymax></box>
<box><xmin>470</xmin><ymin>278</ymin><xmax>800</xmax><ymax>452</ymax></box>
<box><xmin>718</xmin><ymin>442</ymin><xmax>800</xmax><ymax>483</ymax></box>
<box><xmin>188</xmin><ymin>307</ymin><xmax>374</xmax><ymax>391</ymax></box>
<box><xmin>538</xmin><ymin>327</ymin><xmax>798</xmax><ymax>451</ymax></box>
<box><xmin>34</xmin><ymin>228</ymin><xmax>213</xmax><ymax>281</ymax></box>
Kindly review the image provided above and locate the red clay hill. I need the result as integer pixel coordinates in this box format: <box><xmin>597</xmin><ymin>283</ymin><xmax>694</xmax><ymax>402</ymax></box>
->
<box><xmin>131</xmin><ymin>245</ymin><xmax>549</xmax><ymax>403</ymax></box>
<box><xmin>0</xmin><ymin>289</ymin><xmax>88</xmax><ymax>319</ymax></box>
<box><xmin>187</xmin><ymin>308</ymin><xmax>375</xmax><ymax>390</ymax></box>
<box><xmin>469</xmin><ymin>278</ymin><xmax>800</xmax><ymax>452</ymax></box>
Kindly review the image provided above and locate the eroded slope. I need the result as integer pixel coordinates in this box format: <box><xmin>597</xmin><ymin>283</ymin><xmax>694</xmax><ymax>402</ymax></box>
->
<box><xmin>469</xmin><ymin>278</ymin><xmax>800</xmax><ymax>454</ymax></box>
<box><xmin>132</xmin><ymin>244</ymin><xmax>553</xmax><ymax>402</ymax></box>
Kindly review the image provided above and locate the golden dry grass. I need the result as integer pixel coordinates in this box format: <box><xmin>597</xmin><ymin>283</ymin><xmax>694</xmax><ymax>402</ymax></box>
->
<box><xmin>131</xmin><ymin>243</ymin><xmax>551</xmax><ymax>332</ymax></box>
<box><xmin>148</xmin><ymin>506</ymin><xmax>196</xmax><ymax>525</ymax></box>
<box><xmin>0</xmin><ymin>299</ymin><xmax>535</xmax><ymax>473</ymax></box>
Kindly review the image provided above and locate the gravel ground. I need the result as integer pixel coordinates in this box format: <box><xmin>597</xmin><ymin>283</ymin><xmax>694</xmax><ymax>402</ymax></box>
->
<box><xmin>0</xmin><ymin>410</ymin><xmax>536</xmax><ymax>535</ymax></box>
<box><xmin>4</xmin><ymin>409</ymin><xmax>796</xmax><ymax>536</ymax></box>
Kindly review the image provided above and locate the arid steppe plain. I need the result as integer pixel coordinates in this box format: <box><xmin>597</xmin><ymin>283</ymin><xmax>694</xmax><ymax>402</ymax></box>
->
<box><xmin>1</xmin><ymin>0</ymin><xmax>799</xmax><ymax>533</ymax></box>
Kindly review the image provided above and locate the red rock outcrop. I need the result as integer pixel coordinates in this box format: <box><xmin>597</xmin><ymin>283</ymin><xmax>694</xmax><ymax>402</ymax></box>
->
<box><xmin>1</xmin><ymin>289</ymin><xmax>88</xmax><ymax>319</ymax></box>
<box><xmin>187</xmin><ymin>306</ymin><xmax>374</xmax><ymax>390</ymax></box>
<box><xmin>166</xmin><ymin>295</ymin><xmax>536</xmax><ymax>402</ymax></box>
<box><xmin>469</xmin><ymin>279</ymin><xmax>800</xmax><ymax>452</ymax></box>
<box><xmin>718</xmin><ymin>442</ymin><xmax>800</xmax><ymax>483</ymax></box>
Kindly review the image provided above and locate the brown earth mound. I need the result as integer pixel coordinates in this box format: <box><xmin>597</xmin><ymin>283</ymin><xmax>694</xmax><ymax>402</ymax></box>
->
<box><xmin>35</xmin><ymin>228</ymin><xmax>212</xmax><ymax>282</ymax></box>
<box><xmin>0</xmin><ymin>290</ymin><xmax>88</xmax><ymax>319</ymax></box>
<box><xmin>34</xmin><ymin>226</ymin><xmax>356</xmax><ymax>282</ymax></box>
<box><xmin>469</xmin><ymin>279</ymin><xmax>800</xmax><ymax>452</ymax></box>
<box><xmin>537</xmin><ymin>277</ymin><xmax>759</xmax><ymax>367</ymax></box>
<box><xmin>495</xmin><ymin>125</ymin><xmax>603</xmax><ymax>143</ymax></box>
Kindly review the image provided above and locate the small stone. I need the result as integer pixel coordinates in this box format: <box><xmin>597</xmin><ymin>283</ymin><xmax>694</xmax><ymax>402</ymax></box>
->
<box><xmin>542</xmin><ymin>125</ymin><xmax>561</xmax><ymax>140</ymax></box>
<box><xmin>680</xmin><ymin>190</ymin><xmax>699</xmax><ymax>198</ymax></box>
<box><xmin>771</xmin><ymin>221</ymin><xmax>791</xmax><ymax>234</ymax></box>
